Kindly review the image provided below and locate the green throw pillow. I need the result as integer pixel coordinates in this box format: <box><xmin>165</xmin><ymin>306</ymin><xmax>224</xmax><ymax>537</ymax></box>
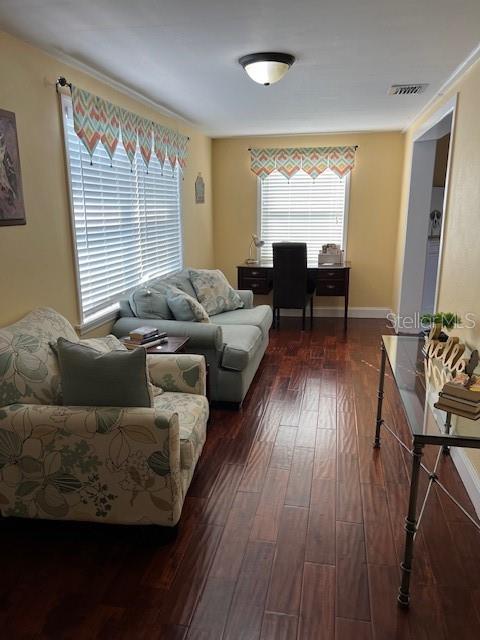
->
<box><xmin>54</xmin><ymin>338</ymin><xmax>153</xmax><ymax>407</ymax></box>
<box><xmin>167</xmin><ymin>289</ymin><xmax>210</xmax><ymax>323</ymax></box>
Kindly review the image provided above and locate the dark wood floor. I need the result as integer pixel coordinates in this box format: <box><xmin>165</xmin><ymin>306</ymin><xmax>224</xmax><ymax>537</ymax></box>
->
<box><xmin>2</xmin><ymin>318</ymin><xmax>480</xmax><ymax>639</ymax></box>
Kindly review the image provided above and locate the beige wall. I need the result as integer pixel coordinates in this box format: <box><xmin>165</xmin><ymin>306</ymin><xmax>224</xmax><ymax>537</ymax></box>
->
<box><xmin>393</xmin><ymin>58</ymin><xmax>480</xmax><ymax>332</ymax></box>
<box><xmin>212</xmin><ymin>132</ymin><xmax>405</xmax><ymax>311</ymax></box>
<box><xmin>0</xmin><ymin>31</ymin><xmax>214</xmax><ymax>333</ymax></box>
<box><xmin>392</xmin><ymin>58</ymin><xmax>480</xmax><ymax>474</ymax></box>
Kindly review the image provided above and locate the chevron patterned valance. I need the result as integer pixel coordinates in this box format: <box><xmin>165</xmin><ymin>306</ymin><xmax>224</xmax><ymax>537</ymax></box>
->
<box><xmin>71</xmin><ymin>85</ymin><xmax>189</xmax><ymax>172</ymax></box>
<box><xmin>249</xmin><ymin>146</ymin><xmax>356</xmax><ymax>180</ymax></box>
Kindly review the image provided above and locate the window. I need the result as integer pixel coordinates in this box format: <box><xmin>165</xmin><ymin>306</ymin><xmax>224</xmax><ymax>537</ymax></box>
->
<box><xmin>62</xmin><ymin>96</ymin><xmax>182</xmax><ymax>326</ymax></box>
<box><xmin>259</xmin><ymin>169</ymin><xmax>348</xmax><ymax>262</ymax></box>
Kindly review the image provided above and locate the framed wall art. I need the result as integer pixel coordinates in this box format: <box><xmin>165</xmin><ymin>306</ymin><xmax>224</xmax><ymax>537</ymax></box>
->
<box><xmin>195</xmin><ymin>173</ymin><xmax>205</xmax><ymax>204</ymax></box>
<box><xmin>0</xmin><ymin>108</ymin><xmax>26</xmax><ymax>226</ymax></box>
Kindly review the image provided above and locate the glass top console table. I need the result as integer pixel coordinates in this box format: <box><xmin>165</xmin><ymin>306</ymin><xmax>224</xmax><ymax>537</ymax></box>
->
<box><xmin>374</xmin><ymin>335</ymin><xmax>480</xmax><ymax>607</ymax></box>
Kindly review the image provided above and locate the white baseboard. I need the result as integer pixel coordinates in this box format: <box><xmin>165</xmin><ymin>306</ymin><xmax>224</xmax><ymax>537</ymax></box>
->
<box><xmin>450</xmin><ymin>447</ymin><xmax>480</xmax><ymax>519</ymax></box>
<box><xmin>280</xmin><ymin>306</ymin><xmax>392</xmax><ymax>319</ymax></box>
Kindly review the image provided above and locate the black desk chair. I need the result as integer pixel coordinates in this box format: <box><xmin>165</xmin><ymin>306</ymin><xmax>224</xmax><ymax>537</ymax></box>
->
<box><xmin>272</xmin><ymin>242</ymin><xmax>315</xmax><ymax>330</ymax></box>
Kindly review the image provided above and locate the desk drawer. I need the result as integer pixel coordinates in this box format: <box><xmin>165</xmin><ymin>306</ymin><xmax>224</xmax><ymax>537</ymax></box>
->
<box><xmin>238</xmin><ymin>267</ymin><xmax>268</xmax><ymax>280</ymax></box>
<box><xmin>317</xmin><ymin>269</ymin><xmax>345</xmax><ymax>281</ymax></box>
<box><xmin>316</xmin><ymin>281</ymin><xmax>346</xmax><ymax>296</ymax></box>
<box><xmin>242</xmin><ymin>277</ymin><xmax>271</xmax><ymax>294</ymax></box>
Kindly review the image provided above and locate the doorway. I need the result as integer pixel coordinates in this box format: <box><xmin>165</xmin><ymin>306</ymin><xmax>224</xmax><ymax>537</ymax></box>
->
<box><xmin>420</xmin><ymin>131</ymin><xmax>450</xmax><ymax>314</ymax></box>
<box><xmin>397</xmin><ymin>96</ymin><xmax>456</xmax><ymax>332</ymax></box>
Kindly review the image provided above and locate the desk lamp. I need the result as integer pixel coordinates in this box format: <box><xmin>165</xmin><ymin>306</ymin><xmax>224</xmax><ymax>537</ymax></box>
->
<box><xmin>245</xmin><ymin>234</ymin><xmax>264</xmax><ymax>264</ymax></box>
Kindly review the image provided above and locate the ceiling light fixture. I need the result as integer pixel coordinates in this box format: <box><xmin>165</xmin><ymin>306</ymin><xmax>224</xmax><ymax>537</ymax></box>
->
<box><xmin>239</xmin><ymin>52</ymin><xmax>295</xmax><ymax>86</ymax></box>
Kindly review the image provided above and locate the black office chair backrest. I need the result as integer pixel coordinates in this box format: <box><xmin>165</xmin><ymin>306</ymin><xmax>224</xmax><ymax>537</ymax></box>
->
<box><xmin>273</xmin><ymin>242</ymin><xmax>308</xmax><ymax>309</ymax></box>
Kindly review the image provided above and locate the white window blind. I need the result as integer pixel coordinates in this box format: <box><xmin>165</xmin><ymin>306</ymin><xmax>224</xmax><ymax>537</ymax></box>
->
<box><xmin>62</xmin><ymin>97</ymin><xmax>182</xmax><ymax>324</ymax></box>
<box><xmin>259</xmin><ymin>169</ymin><xmax>347</xmax><ymax>263</ymax></box>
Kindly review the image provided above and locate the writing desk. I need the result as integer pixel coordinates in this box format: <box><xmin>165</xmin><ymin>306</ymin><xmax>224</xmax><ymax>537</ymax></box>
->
<box><xmin>237</xmin><ymin>261</ymin><xmax>350</xmax><ymax>330</ymax></box>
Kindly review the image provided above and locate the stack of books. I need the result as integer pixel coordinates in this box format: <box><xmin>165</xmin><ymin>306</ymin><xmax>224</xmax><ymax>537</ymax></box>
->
<box><xmin>121</xmin><ymin>327</ymin><xmax>167</xmax><ymax>350</ymax></box>
<box><xmin>435</xmin><ymin>376</ymin><xmax>480</xmax><ymax>420</ymax></box>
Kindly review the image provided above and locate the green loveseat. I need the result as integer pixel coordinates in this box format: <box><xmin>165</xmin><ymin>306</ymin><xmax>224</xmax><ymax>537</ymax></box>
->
<box><xmin>112</xmin><ymin>270</ymin><xmax>273</xmax><ymax>405</ymax></box>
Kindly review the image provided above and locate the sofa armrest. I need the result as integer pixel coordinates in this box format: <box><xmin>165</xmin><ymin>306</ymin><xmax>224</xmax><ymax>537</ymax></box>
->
<box><xmin>236</xmin><ymin>290</ymin><xmax>254</xmax><ymax>309</ymax></box>
<box><xmin>0</xmin><ymin>403</ymin><xmax>183</xmax><ymax>525</ymax></box>
<box><xmin>147</xmin><ymin>354</ymin><xmax>206</xmax><ymax>396</ymax></box>
<box><xmin>112</xmin><ymin>317</ymin><xmax>223</xmax><ymax>351</ymax></box>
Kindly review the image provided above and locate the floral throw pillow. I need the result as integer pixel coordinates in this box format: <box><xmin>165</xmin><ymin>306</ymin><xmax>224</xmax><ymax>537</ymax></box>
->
<box><xmin>167</xmin><ymin>287</ymin><xmax>210</xmax><ymax>323</ymax></box>
<box><xmin>189</xmin><ymin>269</ymin><xmax>244</xmax><ymax>316</ymax></box>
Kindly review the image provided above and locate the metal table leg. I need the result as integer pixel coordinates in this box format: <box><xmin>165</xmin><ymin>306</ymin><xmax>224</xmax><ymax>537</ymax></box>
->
<box><xmin>373</xmin><ymin>341</ymin><xmax>387</xmax><ymax>448</ymax></box>
<box><xmin>398</xmin><ymin>441</ymin><xmax>424</xmax><ymax>608</ymax></box>
<box><xmin>442</xmin><ymin>412</ymin><xmax>451</xmax><ymax>456</ymax></box>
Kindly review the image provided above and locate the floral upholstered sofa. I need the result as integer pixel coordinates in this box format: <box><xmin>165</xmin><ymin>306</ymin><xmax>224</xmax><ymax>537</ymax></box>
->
<box><xmin>0</xmin><ymin>307</ymin><xmax>208</xmax><ymax>527</ymax></box>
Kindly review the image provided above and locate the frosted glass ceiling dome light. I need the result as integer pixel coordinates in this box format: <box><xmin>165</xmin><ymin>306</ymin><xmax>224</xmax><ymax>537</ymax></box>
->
<box><xmin>239</xmin><ymin>52</ymin><xmax>295</xmax><ymax>86</ymax></box>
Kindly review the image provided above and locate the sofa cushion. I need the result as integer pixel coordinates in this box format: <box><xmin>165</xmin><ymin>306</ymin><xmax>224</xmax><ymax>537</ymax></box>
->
<box><xmin>154</xmin><ymin>391</ymin><xmax>208</xmax><ymax>470</ymax></box>
<box><xmin>220</xmin><ymin>325</ymin><xmax>263</xmax><ymax>372</ymax></box>
<box><xmin>118</xmin><ymin>299</ymin><xmax>135</xmax><ymax>318</ymax></box>
<box><xmin>129</xmin><ymin>287</ymin><xmax>173</xmax><ymax>320</ymax></box>
<box><xmin>189</xmin><ymin>269</ymin><xmax>244</xmax><ymax>316</ymax></box>
<box><xmin>211</xmin><ymin>305</ymin><xmax>273</xmax><ymax>338</ymax></box>
<box><xmin>151</xmin><ymin>270</ymin><xmax>198</xmax><ymax>300</ymax></box>
<box><xmin>0</xmin><ymin>307</ymin><xmax>78</xmax><ymax>406</ymax></box>
<box><xmin>167</xmin><ymin>289</ymin><xmax>210</xmax><ymax>323</ymax></box>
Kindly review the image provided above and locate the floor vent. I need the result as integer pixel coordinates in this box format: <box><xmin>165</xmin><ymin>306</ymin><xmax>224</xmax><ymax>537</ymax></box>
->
<box><xmin>388</xmin><ymin>83</ymin><xmax>429</xmax><ymax>96</ymax></box>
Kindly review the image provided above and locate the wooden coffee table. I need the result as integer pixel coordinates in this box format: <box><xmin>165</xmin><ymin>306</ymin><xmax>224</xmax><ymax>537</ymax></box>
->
<box><xmin>146</xmin><ymin>336</ymin><xmax>190</xmax><ymax>355</ymax></box>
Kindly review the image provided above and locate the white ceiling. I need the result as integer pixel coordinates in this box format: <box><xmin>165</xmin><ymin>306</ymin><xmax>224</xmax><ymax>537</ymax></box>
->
<box><xmin>1</xmin><ymin>0</ymin><xmax>480</xmax><ymax>137</ymax></box>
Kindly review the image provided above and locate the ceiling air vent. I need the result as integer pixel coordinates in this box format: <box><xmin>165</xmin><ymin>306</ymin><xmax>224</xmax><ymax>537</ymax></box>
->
<box><xmin>388</xmin><ymin>83</ymin><xmax>429</xmax><ymax>96</ymax></box>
